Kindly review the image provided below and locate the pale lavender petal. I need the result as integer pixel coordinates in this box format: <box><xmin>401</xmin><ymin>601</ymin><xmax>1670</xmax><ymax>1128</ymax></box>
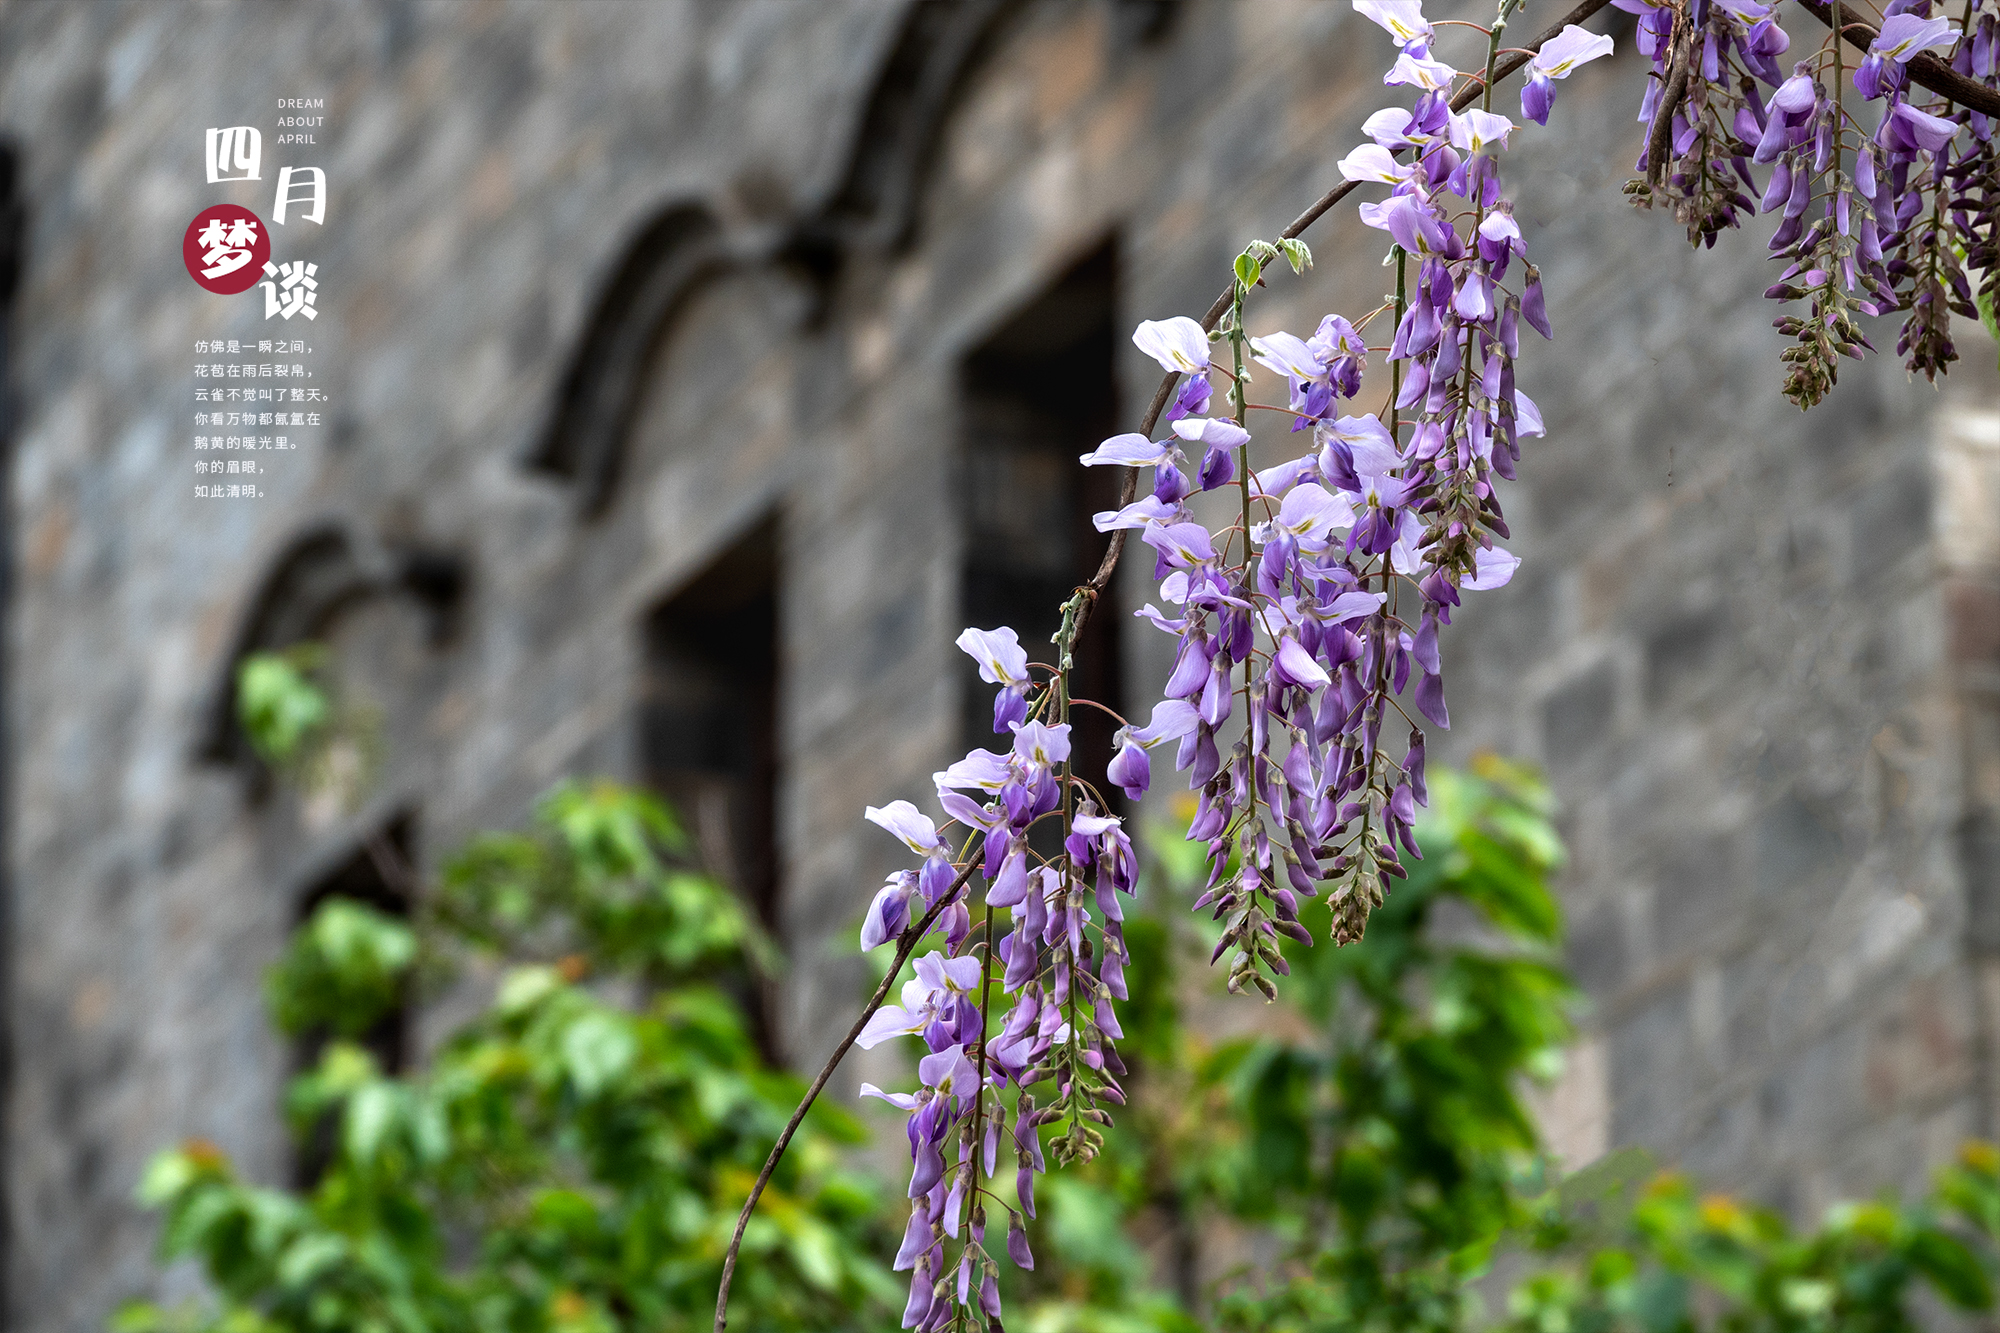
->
<box><xmin>1132</xmin><ymin>316</ymin><xmax>1212</xmax><ymax>373</ymax></box>
<box><xmin>859</xmin><ymin>1082</ymin><xmax>922</xmax><ymax>1110</ymax></box>
<box><xmin>954</xmin><ymin>626</ymin><xmax>1029</xmax><ymax>686</ymax></box>
<box><xmin>1079</xmin><ymin>432</ymin><xmax>1176</xmax><ymax>467</ymax></box>
<box><xmin>1531</xmin><ymin>24</ymin><xmax>1615</xmax><ymax>78</ymax></box>
<box><xmin>1338</xmin><ymin>142</ymin><xmax>1412</xmax><ymax>184</ymax></box>
<box><xmin>867</xmin><ymin>800</ymin><xmax>945</xmax><ymax>855</ymax></box>
<box><xmin>857</xmin><ymin>1006</ymin><xmax>921</xmax><ymax>1049</ymax></box>
<box><xmin>1462</xmin><ymin>545</ymin><xmax>1521</xmax><ymax>591</ymax></box>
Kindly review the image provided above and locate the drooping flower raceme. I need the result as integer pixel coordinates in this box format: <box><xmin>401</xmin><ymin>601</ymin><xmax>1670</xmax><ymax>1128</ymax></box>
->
<box><xmin>836</xmin><ymin>6</ymin><xmax>1614</xmax><ymax>1324</ymax></box>
<box><xmin>802</xmin><ymin>2</ymin><xmax>1993</xmax><ymax>1329</ymax></box>
<box><xmin>1618</xmin><ymin>0</ymin><xmax>1998</xmax><ymax>402</ymax></box>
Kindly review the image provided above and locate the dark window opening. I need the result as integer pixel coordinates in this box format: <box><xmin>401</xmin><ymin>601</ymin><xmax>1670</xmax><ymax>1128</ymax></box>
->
<box><xmin>639</xmin><ymin>516</ymin><xmax>783</xmax><ymax>1058</ymax></box>
<box><xmin>960</xmin><ymin>240</ymin><xmax>1125</xmax><ymax>816</ymax></box>
<box><xmin>289</xmin><ymin>817</ymin><xmax>414</xmax><ymax>1188</ymax></box>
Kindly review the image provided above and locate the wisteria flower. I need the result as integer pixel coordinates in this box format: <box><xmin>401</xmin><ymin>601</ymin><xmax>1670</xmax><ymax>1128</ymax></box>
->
<box><xmin>956</xmin><ymin>626</ymin><xmax>1027</xmax><ymax>687</ymax></box>
<box><xmin>1857</xmin><ymin>14</ymin><xmax>1957</xmax><ymax>99</ymax></box>
<box><xmin>1080</xmin><ymin>432</ymin><xmax>1180</xmax><ymax>467</ymax></box>
<box><xmin>1463</xmin><ymin>545</ymin><xmax>1521</xmax><ymax>590</ymax></box>
<box><xmin>1308</xmin><ymin>314</ymin><xmax>1368</xmax><ymax>394</ymax></box>
<box><xmin>917</xmin><ymin>1044</ymin><xmax>981</xmax><ymax>1101</ymax></box>
<box><xmin>1337</xmin><ymin>142</ymin><xmax>1413</xmax><ymax>184</ymax></box>
<box><xmin>1449</xmin><ymin>109</ymin><xmax>1516</xmax><ymax>155</ymax></box>
<box><xmin>1754</xmin><ymin>67</ymin><xmax>1820</xmax><ymax>163</ymax></box>
<box><xmin>1881</xmin><ymin>100</ymin><xmax>1960</xmax><ymax>153</ymax></box>
<box><xmin>860</xmin><ymin>873</ymin><xmax>914</xmax><ymax>950</ymax></box>
<box><xmin>934</xmin><ymin>746</ymin><xmax>1011</xmax><ymax>793</ymax></box>
<box><xmin>1170</xmin><ymin>416</ymin><xmax>1250</xmax><ymax>450</ymax></box>
<box><xmin>1142</xmin><ymin>521</ymin><xmax>1218</xmax><ymax>571</ymax></box>
<box><xmin>1355</xmin><ymin>0</ymin><xmax>1433</xmax><ymax>53</ymax></box>
<box><xmin>866</xmin><ymin>800</ymin><xmax>946</xmax><ymax>856</ymax></box>
<box><xmin>958</xmin><ymin>625</ymin><xmax>1034</xmax><ymax>732</ymax></box>
<box><xmin>1010</xmin><ymin>719</ymin><xmax>1071</xmax><ymax>769</ymax></box>
<box><xmin>1132</xmin><ymin>316</ymin><xmax>1211</xmax><ymax>374</ymax></box>
<box><xmin>1874</xmin><ymin>12</ymin><xmax>1957</xmax><ymax>62</ymax></box>
<box><xmin>1521</xmin><ymin>24</ymin><xmax>1615</xmax><ymax>124</ymax></box>
<box><xmin>1093</xmin><ymin>494</ymin><xmax>1184</xmax><ymax>532</ymax></box>
<box><xmin>856</xmin><ymin>952</ymin><xmax>985</xmax><ymax>1049</ymax></box>
<box><xmin>1386</xmin><ymin>51</ymin><xmax>1458</xmax><ymax>92</ymax></box>
<box><xmin>1256</xmin><ymin>482</ymin><xmax>1355</xmax><ymax>553</ymax></box>
<box><xmin>1322</xmin><ymin>413</ymin><xmax>1401</xmax><ymax>474</ymax></box>
<box><xmin>1360</xmin><ymin>192</ymin><xmax>1455</xmax><ymax>258</ymax></box>
<box><xmin>1363</xmin><ymin>106</ymin><xmax>1422</xmax><ymax>149</ymax></box>
<box><xmin>1107</xmin><ymin>700</ymin><xmax>1201</xmax><ymax>798</ymax></box>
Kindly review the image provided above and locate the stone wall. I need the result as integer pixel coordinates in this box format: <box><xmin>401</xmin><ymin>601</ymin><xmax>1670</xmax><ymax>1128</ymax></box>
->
<box><xmin>0</xmin><ymin>1</ymin><xmax>1994</xmax><ymax>1328</ymax></box>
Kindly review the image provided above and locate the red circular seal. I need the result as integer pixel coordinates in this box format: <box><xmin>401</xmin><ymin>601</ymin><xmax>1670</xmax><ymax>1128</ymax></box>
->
<box><xmin>182</xmin><ymin>204</ymin><xmax>271</xmax><ymax>295</ymax></box>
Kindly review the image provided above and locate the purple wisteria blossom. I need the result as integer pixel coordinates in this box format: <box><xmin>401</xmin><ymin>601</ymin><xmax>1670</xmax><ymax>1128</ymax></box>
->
<box><xmin>850</xmin><ymin>620</ymin><xmax>1144</xmax><ymax>1327</ymax></box>
<box><xmin>721</xmin><ymin>5</ymin><xmax>2000</xmax><ymax>1330</ymax></box>
<box><xmin>1521</xmin><ymin>24</ymin><xmax>1616</xmax><ymax>125</ymax></box>
<box><xmin>1356</xmin><ymin>0</ymin><xmax>1435</xmax><ymax>54</ymax></box>
<box><xmin>1067</xmin><ymin>7</ymin><xmax>1563</xmax><ymax>965</ymax></box>
<box><xmin>956</xmin><ymin>626</ymin><xmax>1034</xmax><ymax>733</ymax></box>
<box><xmin>1616</xmin><ymin>0</ymin><xmax>1996</xmax><ymax>400</ymax></box>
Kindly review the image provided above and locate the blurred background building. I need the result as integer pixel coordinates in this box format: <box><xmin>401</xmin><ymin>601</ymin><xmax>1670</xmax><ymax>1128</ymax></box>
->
<box><xmin>0</xmin><ymin>0</ymin><xmax>1996</xmax><ymax>1328</ymax></box>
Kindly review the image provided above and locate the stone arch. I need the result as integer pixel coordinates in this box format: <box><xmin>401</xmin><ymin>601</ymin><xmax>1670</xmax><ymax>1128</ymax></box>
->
<box><xmin>793</xmin><ymin>0</ymin><xmax>1171</xmax><ymax>266</ymax></box>
<box><xmin>523</xmin><ymin>1</ymin><xmax>1043</xmax><ymax>517</ymax></box>
<box><xmin>797</xmin><ymin>0</ymin><xmax>1021</xmax><ymax>262</ymax></box>
<box><xmin>523</xmin><ymin>202</ymin><xmax>733</xmax><ymax>516</ymax></box>
<box><xmin>196</xmin><ymin>521</ymin><xmax>465</xmax><ymax>766</ymax></box>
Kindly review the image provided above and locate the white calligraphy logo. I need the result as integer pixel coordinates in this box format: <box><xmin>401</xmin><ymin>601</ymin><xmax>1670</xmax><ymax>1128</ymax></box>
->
<box><xmin>204</xmin><ymin>126</ymin><xmax>261</xmax><ymax>183</ymax></box>
<box><xmin>260</xmin><ymin>260</ymin><xmax>319</xmax><ymax>320</ymax></box>
<box><xmin>272</xmin><ymin>166</ymin><xmax>326</xmax><ymax>225</ymax></box>
<box><xmin>195</xmin><ymin>216</ymin><xmax>260</xmax><ymax>279</ymax></box>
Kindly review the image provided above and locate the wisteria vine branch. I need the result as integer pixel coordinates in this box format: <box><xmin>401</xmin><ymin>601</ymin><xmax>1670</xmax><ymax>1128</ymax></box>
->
<box><xmin>717</xmin><ymin>0</ymin><xmax>1998</xmax><ymax>1326</ymax></box>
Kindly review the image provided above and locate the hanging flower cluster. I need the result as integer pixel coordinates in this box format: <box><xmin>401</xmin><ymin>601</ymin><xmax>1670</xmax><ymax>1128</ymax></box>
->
<box><xmin>836</xmin><ymin>5</ymin><xmax>1619</xmax><ymax>1327</ymax></box>
<box><xmin>688</xmin><ymin>5</ymin><xmax>2000</xmax><ymax>1332</ymax></box>
<box><xmin>855</xmin><ymin>624</ymin><xmax>1139</xmax><ymax>1330</ymax></box>
<box><xmin>1621</xmin><ymin>0</ymin><xmax>2000</xmax><ymax>406</ymax></box>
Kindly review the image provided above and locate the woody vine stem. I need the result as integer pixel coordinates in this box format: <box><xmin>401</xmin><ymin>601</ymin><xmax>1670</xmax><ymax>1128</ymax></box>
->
<box><xmin>716</xmin><ymin>0</ymin><xmax>1999</xmax><ymax>1327</ymax></box>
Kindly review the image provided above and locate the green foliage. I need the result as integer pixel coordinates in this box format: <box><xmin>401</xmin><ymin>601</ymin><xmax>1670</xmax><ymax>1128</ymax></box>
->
<box><xmin>123</xmin><ymin>782</ymin><xmax>895</xmax><ymax>1333</ymax></box>
<box><xmin>1500</xmin><ymin>1150</ymin><xmax>2000</xmax><ymax>1333</ymax></box>
<box><xmin>267</xmin><ymin>900</ymin><xmax>415</xmax><ymax>1041</ymax></box>
<box><xmin>133</xmin><ymin>733</ymin><xmax>2000</xmax><ymax>1333</ymax></box>
<box><xmin>432</xmin><ymin>781</ymin><xmax>775</xmax><ymax>983</ymax></box>
<box><xmin>237</xmin><ymin>650</ymin><xmax>332</xmax><ymax>768</ymax></box>
<box><xmin>235</xmin><ymin>649</ymin><xmax>379</xmax><ymax>808</ymax></box>
<box><xmin>1013</xmin><ymin>755</ymin><xmax>2000</xmax><ymax>1333</ymax></box>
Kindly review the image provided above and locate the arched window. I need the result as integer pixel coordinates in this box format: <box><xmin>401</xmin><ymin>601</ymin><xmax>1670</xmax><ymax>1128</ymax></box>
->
<box><xmin>639</xmin><ymin>516</ymin><xmax>782</xmax><ymax>1055</ymax></box>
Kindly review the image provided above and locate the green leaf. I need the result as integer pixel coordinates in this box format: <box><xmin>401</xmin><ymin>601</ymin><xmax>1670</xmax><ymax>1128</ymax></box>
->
<box><xmin>1976</xmin><ymin>281</ymin><xmax>1999</xmax><ymax>375</ymax></box>
<box><xmin>276</xmin><ymin>1232</ymin><xmax>347</xmax><ymax>1288</ymax></box>
<box><xmin>497</xmin><ymin>964</ymin><xmax>562</xmax><ymax>1014</ymax></box>
<box><xmin>137</xmin><ymin>1151</ymin><xmax>202</xmax><ymax>1206</ymax></box>
<box><xmin>236</xmin><ymin>650</ymin><xmax>329</xmax><ymax>765</ymax></box>
<box><xmin>267</xmin><ymin>899</ymin><xmax>413</xmax><ymax>1039</ymax></box>
<box><xmin>342</xmin><ymin>1082</ymin><xmax>398</xmax><ymax>1163</ymax></box>
<box><xmin>1235</xmin><ymin>252</ymin><xmax>1262</xmax><ymax>289</ymax></box>
<box><xmin>787</xmin><ymin>1217</ymin><xmax>842</xmax><ymax>1292</ymax></box>
<box><xmin>1908</xmin><ymin>1226</ymin><xmax>1994</xmax><ymax>1309</ymax></box>
<box><xmin>560</xmin><ymin>1010</ymin><xmax>635</xmax><ymax>1097</ymax></box>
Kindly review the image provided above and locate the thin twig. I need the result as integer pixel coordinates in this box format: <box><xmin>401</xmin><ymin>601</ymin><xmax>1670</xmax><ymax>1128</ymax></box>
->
<box><xmin>1646</xmin><ymin>24</ymin><xmax>1694</xmax><ymax>190</ymax></box>
<box><xmin>713</xmin><ymin>864</ymin><xmax>973</xmax><ymax>1331</ymax></box>
<box><xmin>715</xmin><ymin>3</ymin><xmax>1625</xmax><ymax>1323</ymax></box>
